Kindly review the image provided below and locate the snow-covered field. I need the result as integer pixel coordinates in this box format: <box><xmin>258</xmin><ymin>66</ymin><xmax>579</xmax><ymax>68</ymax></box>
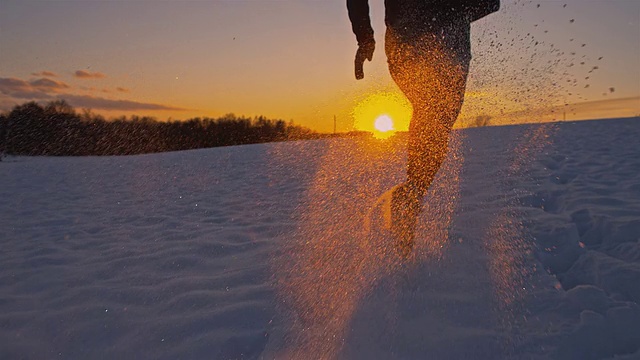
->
<box><xmin>1</xmin><ymin>117</ymin><xmax>639</xmax><ymax>359</ymax></box>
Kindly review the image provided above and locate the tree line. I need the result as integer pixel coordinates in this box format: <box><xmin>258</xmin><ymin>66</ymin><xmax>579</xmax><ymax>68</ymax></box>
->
<box><xmin>0</xmin><ymin>100</ymin><xmax>320</xmax><ymax>156</ymax></box>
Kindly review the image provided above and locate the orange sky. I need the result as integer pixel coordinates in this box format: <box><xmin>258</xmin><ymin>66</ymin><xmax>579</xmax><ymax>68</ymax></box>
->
<box><xmin>1</xmin><ymin>0</ymin><xmax>638</xmax><ymax>132</ymax></box>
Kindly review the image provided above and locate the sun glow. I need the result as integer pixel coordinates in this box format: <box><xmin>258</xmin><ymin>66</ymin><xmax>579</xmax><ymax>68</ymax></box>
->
<box><xmin>352</xmin><ymin>91</ymin><xmax>412</xmax><ymax>139</ymax></box>
<box><xmin>374</xmin><ymin>115</ymin><xmax>395</xmax><ymax>133</ymax></box>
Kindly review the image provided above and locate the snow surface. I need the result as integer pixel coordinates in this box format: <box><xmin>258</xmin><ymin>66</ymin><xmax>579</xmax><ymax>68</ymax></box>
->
<box><xmin>1</xmin><ymin>117</ymin><xmax>639</xmax><ymax>359</ymax></box>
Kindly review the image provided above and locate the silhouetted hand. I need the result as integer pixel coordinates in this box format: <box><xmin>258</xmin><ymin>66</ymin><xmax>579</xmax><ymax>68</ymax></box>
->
<box><xmin>354</xmin><ymin>39</ymin><xmax>375</xmax><ymax>80</ymax></box>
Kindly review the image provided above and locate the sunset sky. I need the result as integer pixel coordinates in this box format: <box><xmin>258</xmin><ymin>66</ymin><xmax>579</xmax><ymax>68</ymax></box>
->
<box><xmin>1</xmin><ymin>0</ymin><xmax>638</xmax><ymax>132</ymax></box>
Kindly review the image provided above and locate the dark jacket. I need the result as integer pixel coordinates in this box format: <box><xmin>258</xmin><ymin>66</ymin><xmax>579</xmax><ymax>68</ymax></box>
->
<box><xmin>348</xmin><ymin>0</ymin><xmax>500</xmax><ymax>44</ymax></box>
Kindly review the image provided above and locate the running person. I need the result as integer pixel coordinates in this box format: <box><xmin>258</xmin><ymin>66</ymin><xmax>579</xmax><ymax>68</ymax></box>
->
<box><xmin>347</xmin><ymin>0</ymin><xmax>500</xmax><ymax>257</ymax></box>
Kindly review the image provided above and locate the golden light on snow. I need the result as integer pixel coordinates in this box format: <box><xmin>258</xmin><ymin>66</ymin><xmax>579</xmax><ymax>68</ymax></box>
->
<box><xmin>273</xmin><ymin>132</ymin><xmax>466</xmax><ymax>359</ymax></box>
<box><xmin>352</xmin><ymin>91</ymin><xmax>412</xmax><ymax>139</ymax></box>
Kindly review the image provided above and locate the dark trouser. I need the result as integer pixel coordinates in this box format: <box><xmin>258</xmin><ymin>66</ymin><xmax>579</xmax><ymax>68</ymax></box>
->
<box><xmin>385</xmin><ymin>21</ymin><xmax>471</xmax><ymax>196</ymax></box>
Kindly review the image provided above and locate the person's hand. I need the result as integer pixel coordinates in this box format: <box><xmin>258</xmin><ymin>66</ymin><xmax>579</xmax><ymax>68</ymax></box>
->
<box><xmin>354</xmin><ymin>39</ymin><xmax>375</xmax><ymax>80</ymax></box>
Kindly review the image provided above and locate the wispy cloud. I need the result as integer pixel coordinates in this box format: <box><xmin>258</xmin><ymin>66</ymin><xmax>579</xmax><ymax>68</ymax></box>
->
<box><xmin>31</xmin><ymin>71</ymin><xmax>58</xmax><ymax>77</ymax></box>
<box><xmin>1</xmin><ymin>76</ymin><xmax>185</xmax><ymax>113</ymax></box>
<box><xmin>74</xmin><ymin>70</ymin><xmax>106</xmax><ymax>79</ymax></box>
<box><xmin>0</xmin><ymin>78</ymin><xmax>35</xmax><ymax>95</ymax></box>
<box><xmin>59</xmin><ymin>94</ymin><xmax>186</xmax><ymax>111</ymax></box>
<box><xmin>80</xmin><ymin>86</ymin><xmax>128</xmax><ymax>94</ymax></box>
<box><xmin>30</xmin><ymin>78</ymin><xmax>70</xmax><ymax>92</ymax></box>
<box><xmin>0</xmin><ymin>77</ymin><xmax>69</xmax><ymax>100</ymax></box>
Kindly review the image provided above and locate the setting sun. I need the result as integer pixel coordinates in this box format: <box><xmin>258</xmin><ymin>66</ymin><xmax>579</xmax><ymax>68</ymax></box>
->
<box><xmin>374</xmin><ymin>115</ymin><xmax>395</xmax><ymax>133</ymax></box>
<box><xmin>352</xmin><ymin>91</ymin><xmax>412</xmax><ymax>139</ymax></box>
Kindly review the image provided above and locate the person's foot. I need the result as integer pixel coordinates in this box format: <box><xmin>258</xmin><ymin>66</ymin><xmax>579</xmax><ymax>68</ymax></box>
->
<box><xmin>390</xmin><ymin>182</ymin><xmax>422</xmax><ymax>258</ymax></box>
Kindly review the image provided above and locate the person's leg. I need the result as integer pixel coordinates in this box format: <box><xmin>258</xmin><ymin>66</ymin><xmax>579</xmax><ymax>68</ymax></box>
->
<box><xmin>406</xmin><ymin>71</ymin><xmax>468</xmax><ymax>195</ymax></box>
<box><xmin>385</xmin><ymin>23</ymin><xmax>471</xmax><ymax>256</ymax></box>
<box><xmin>387</xmin><ymin>24</ymin><xmax>471</xmax><ymax>190</ymax></box>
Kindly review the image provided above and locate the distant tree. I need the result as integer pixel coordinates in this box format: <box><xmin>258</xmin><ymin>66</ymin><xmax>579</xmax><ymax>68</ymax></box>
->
<box><xmin>3</xmin><ymin>100</ymin><xmax>319</xmax><ymax>156</ymax></box>
<box><xmin>0</xmin><ymin>113</ymin><xmax>7</xmax><ymax>160</ymax></box>
<box><xmin>474</xmin><ymin>114</ymin><xmax>492</xmax><ymax>127</ymax></box>
<box><xmin>6</xmin><ymin>102</ymin><xmax>46</xmax><ymax>155</ymax></box>
<box><xmin>80</xmin><ymin>108</ymin><xmax>104</xmax><ymax>123</ymax></box>
<box><xmin>44</xmin><ymin>99</ymin><xmax>75</xmax><ymax>116</ymax></box>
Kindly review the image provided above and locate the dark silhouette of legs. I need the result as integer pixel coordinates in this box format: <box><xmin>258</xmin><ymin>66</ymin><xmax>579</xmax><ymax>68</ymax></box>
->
<box><xmin>385</xmin><ymin>22</ymin><xmax>471</xmax><ymax>256</ymax></box>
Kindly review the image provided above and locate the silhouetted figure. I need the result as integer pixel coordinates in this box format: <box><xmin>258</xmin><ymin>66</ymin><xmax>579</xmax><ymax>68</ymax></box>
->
<box><xmin>348</xmin><ymin>0</ymin><xmax>500</xmax><ymax>257</ymax></box>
